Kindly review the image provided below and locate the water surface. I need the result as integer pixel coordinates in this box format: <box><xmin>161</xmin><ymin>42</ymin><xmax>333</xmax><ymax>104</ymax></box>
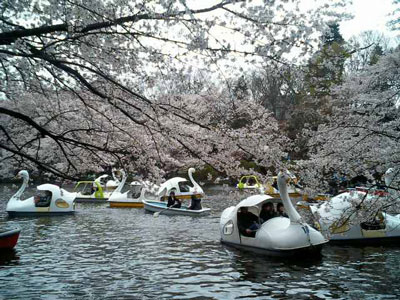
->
<box><xmin>1</xmin><ymin>184</ymin><xmax>400</xmax><ymax>299</ymax></box>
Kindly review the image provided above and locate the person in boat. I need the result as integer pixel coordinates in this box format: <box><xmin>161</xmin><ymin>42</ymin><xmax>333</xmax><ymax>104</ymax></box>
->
<box><xmin>248</xmin><ymin>177</ymin><xmax>256</xmax><ymax>187</ymax></box>
<box><xmin>90</xmin><ymin>186</ymin><xmax>96</xmax><ymax>195</ymax></box>
<box><xmin>167</xmin><ymin>191</ymin><xmax>181</xmax><ymax>208</ymax></box>
<box><xmin>189</xmin><ymin>194</ymin><xmax>202</xmax><ymax>210</ymax></box>
<box><xmin>260</xmin><ymin>202</ymin><xmax>276</xmax><ymax>223</ymax></box>
<box><xmin>34</xmin><ymin>190</ymin><xmax>52</xmax><ymax>207</ymax></box>
<box><xmin>272</xmin><ymin>179</ymin><xmax>278</xmax><ymax>191</ymax></box>
<box><xmin>276</xmin><ymin>203</ymin><xmax>288</xmax><ymax>218</ymax></box>
<box><xmin>237</xmin><ymin>207</ymin><xmax>259</xmax><ymax>237</ymax></box>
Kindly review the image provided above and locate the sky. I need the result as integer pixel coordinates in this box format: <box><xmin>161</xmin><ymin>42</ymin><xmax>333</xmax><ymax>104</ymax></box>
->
<box><xmin>340</xmin><ymin>0</ymin><xmax>398</xmax><ymax>40</ymax></box>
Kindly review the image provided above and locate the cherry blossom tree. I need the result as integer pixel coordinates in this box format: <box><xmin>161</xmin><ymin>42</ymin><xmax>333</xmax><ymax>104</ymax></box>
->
<box><xmin>346</xmin><ymin>30</ymin><xmax>392</xmax><ymax>73</ymax></box>
<box><xmin>299</xmin><ymin>48</ymin><xmax>400</xmax><ymax>204</ymax></box>
<box><xmin>0</xmin><ymin>0</ymin><xmax>347</xmax><ymax>179</ymax></box>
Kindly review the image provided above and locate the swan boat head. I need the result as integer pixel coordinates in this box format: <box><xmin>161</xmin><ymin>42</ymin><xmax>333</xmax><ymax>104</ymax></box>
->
<box><xmin>188</xmin><ymin>168</ymin><xmax>204</xmax><ymax>195</ymax></box>
<box><xmin>9</xmin><ymin>170</ymin><xmax>30</xmax><ymax>201</ymax></box>
<box><xmin>106</xmin><ymin>169</ymin><xmax>121</xmax><ymax>189</ymax></box>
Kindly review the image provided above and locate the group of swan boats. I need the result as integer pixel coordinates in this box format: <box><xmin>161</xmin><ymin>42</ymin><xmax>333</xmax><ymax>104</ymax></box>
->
<box><xmin>2</xmin><ymin>168</ymin><xmax>400</xmax><ymax>257</ymax></box>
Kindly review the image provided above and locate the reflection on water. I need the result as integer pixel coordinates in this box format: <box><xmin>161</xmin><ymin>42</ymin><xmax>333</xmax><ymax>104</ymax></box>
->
<box><xmin>0</xmin><ymin>249</ymin><xmax>19</xmax><ymax>266</ymax></box>
<box><xmin>0</xmin><ymin>184</ymin><xmax>400</xmax><ymax>299</ymax></box>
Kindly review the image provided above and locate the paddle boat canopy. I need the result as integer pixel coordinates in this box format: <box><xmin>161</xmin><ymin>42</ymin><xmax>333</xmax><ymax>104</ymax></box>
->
<box><xmin>236</xmin><ymin>175</ymin><xmax>262</xmax><ymax>190</ymax></box>
<box><xmin>220</xmin><ymin>172</ymin><xmax>328</xmax><ymax>256</ymax></box>
<box><xmin>157</xmin><ymin>168</ymin><xmax>204</xmax><ymax>201</ymax></box>
<box><xmin>7</xmin><ymin>170</ymin><xmax>76</xmax><ymax>216</ymax></box>
<box><xmin>74</xmin><ymin>180</ymin><xmax>111</xmax><ymax>202</ymax></box>
<box><xmin>74</xmin><ymin>170</ymin><xmax>122</xmax><ymax>202</ymax></box>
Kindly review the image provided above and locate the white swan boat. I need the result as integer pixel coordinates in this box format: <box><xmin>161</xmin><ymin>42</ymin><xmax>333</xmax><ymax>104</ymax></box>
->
<box><xmin>74</xmin><ymin>171</ymin><xmax>121</xmax><ymax>202</ymax></box>
<box><xmin>107</xmin><ymin>170</ymin><xmax>148</xmax><ymax>208</ymax></box>
<box><xmin>74</xmin><ymin>170</ymin><xmax>120</xmax><ymax>202</ymax></box>
<box><xmin>73</xmin><ymin>180</ymin><xmax>112</xmax><ymax>202</ymax></box>
<box><xmin>309</xmin><ymin>168</ymin><xmax>400</xmax><ymax>244</ymax></box>
<box><xmin>236</xmin><ymin>175</ymin><xmax>263</xmax><ymax>190</ymax></box>
<box><xmin>220</xmin><ymin>171</ymin><xmax>328</xmax><ymax>256</ymax></box>
<box><xmin>7</xmin><ymin>170</ymin><xmax>76</xmax><ymax>216</ymax></box>
<box><xmin>143</xmin><ymin>168</ymin><xmax>209</xmax><ymax>216</ymax></box>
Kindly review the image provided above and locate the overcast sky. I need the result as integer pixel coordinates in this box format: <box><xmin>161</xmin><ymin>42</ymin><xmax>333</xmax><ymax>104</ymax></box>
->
<box><xmin>340</xmin><ymin>0</ymin><xmax>397</xmax><ymax>39</ymax></box>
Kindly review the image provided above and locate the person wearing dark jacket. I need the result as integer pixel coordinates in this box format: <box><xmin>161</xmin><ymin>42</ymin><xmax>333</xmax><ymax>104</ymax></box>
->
<box><xmin>167</xmin><ymin>191</ymin><xmax>181</xmax><ymax>208</ymax></box>
<box><xmin>237</xmin><ymin>207</ymin><xmax>259</xmax><ymax>237</ymax></box>
<box><xmin>260</xmin><ymin>202</ymin><xmax>276</xmax><ymax>223</ymax></box>
<box><xmin>189</xmin><ymin>195</ymin><xmax>202</xmax><ymax>210</ymax></box>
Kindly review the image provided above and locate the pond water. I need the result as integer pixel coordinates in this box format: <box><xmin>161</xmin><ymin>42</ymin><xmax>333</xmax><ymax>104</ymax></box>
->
<box><xmin>1</xmin><ymin>184</ymin><xmax>400</xmax><ymax>299</ymax></box>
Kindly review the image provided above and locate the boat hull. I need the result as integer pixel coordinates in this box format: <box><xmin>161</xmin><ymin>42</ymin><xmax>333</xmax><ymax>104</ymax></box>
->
<box><xmin>74</xmin><ymin>197</ymin><xmax>108</xmax><ymax>203</ymax></box>
<box><xmin>329</xmin><ymin>235</ymin><xmax>400</xmax><ymax>245</ymax></box>
<box><xmin>0</xmin><ymin>228</ymin><xmax>21</xmax><ymax>249</ymax></box>
<box><xmin>221</xmin><ymin>240</ymin><xmax>326</xmax><ymax>257</ymax></box>
<box><xmin>143</xmin><ymin>200</ymin><xmax>210</xmax><ymax>216</ymax></box>
<box><xmin>159</xmin><ymin>193</ymin><xmax>203</xmax><ymax>201</ymax></box>
<box><xmin>108</xmin><ymin>201</ymin><xmax>144</xmax><ymax>208</ymax></box>
<box><xmin>7</xmin><ymin>211</ymin><xmax>75</xmax><ymax>217</ymax></box>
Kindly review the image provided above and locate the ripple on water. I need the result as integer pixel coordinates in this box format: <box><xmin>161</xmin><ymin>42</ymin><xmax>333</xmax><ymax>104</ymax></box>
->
<box><xmin>1</xmin><ymin>185</ymin><xmax>400</xmax><ymax>299</ymax></box>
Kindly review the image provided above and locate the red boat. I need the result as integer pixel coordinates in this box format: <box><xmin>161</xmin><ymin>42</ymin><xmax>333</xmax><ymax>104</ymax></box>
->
<box><xmin>0</xmin><ymin>228</ymin><xmax>21</xmax><ymax>249</ymax></box>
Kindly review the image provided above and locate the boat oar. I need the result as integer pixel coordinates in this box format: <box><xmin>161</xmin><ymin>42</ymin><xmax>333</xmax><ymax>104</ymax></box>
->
<box><xmin>153</xmin><ymin>206</ymin><xmax>172</xmax><ymax>218</ymax></box>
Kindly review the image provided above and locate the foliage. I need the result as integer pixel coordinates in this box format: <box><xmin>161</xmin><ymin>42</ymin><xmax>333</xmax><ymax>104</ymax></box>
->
<box><xmin>299</xmin><ymin>49</ymin><xmax>400</xmax><ymax>196</ymax></box>
<box><xmin>346</xmin><ymin>30</ymin><xmax>392</xmax><ymax>73</ymax></box>
<box><xmin>0</xmin><ymin>0</ymin><xmax>346</xmax><ymax>179</ymax></box>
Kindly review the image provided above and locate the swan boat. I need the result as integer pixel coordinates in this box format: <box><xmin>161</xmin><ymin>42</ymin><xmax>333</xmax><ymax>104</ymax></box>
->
<box><xmin>236</xmin><ymin>175</ymin><xmax>263</xmax><ymax>190</ymax></box>
<box><xmin>220</xmin><ymin>171</ymin><xmax>328</xmax><ymax>256</ymax></box>
<box><xmin>7</xmin><ymin>170</ymin><xmax>76</xmax><ymax>217</ymax></box>
<box><xmin>107</xmin><ymin>170</ymin><xmax>148</xmax><ymax>208</ymax></box>
<box><xmin>73</xmin><ymin>180</ymin><xmax>112</xmax><ymax>202</ymax></box>
<box><xmin>309</xmin><ymin>168</ymin><xmax>400</xmax><ymax>244</ymax></box>
<box><xmin>73</xmin><ymin>171</ymin><xmax>120</xmax><ymax>202</ymax></box>
<box><xmin>0</xmin><ymin>228</ymin><xmax>21</xmax><ymax>250</ymax></box>
<box><xmin>143</xmin><ymin>168</ymin><xmax>210</xmax><ymax>216</ymax></box>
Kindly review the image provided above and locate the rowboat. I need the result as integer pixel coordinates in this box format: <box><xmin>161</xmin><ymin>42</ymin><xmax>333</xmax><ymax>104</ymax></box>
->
<box><xmin>143</xmin><ymin>200</ymin><xmax>210</xmax><ymax>216</ymax></box>
<box><xmin>0</xmin><ymin>228</ymin><xmax>21</xmax><ymax>250</ymax></box>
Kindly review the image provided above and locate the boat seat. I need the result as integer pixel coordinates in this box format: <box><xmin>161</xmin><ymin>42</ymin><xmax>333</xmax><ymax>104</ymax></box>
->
<box><xmin>360</xmin><ymin>221</ymin><xmax>385</xmax><ymax>231</ymax></box>
<box><xmin>34</xmin><ymin>196</ymin><xmax>51</xmax><ymax>207</ymax></box>
<box><xmin>131</xmin><ymin>191</ymin><xmax>141</xmax><ymax>199</ymax></box>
